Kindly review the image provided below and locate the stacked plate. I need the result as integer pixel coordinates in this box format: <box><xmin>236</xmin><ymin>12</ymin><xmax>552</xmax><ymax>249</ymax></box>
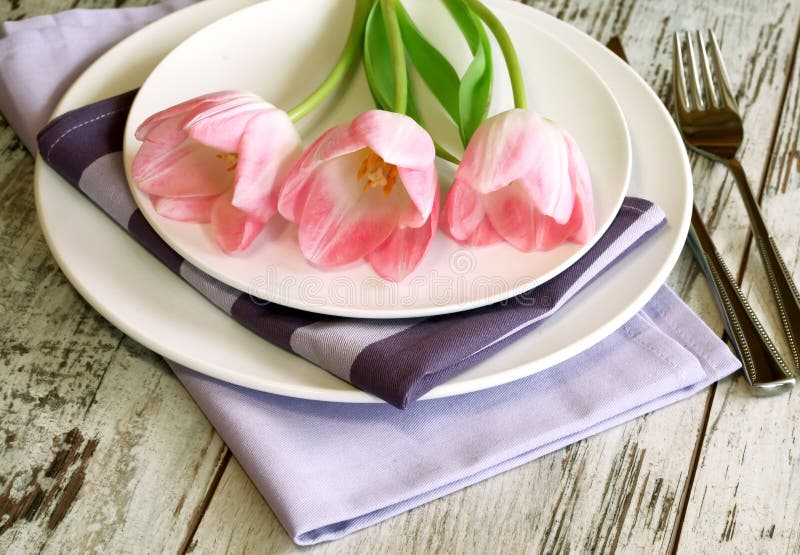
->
<box><xmin>34</xmin><ymin>0</ymin><xmax>691</xmax><ymax>402</ymax></box>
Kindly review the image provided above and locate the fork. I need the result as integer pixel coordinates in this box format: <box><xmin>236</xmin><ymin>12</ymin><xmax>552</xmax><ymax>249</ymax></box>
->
<box><xmin>673</xmin><ymin>30</ymin><xmax>797</xmax><ymax>394</ymax></box>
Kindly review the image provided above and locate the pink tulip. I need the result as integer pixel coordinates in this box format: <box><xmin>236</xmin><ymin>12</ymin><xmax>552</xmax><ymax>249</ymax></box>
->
<box><xmin>278</xmin><ymin>110</ymin><xmax>439</xmax><ymax>281</ymax></box>
<box><xmin>444</xmin><ymin>109</ymin><xmax>595</xmax><ymax>251</ymax></box>
<box><xmin>132</xmin><ymin>91</ymin><xmax>301</xmax><ymax>253</ymax></box>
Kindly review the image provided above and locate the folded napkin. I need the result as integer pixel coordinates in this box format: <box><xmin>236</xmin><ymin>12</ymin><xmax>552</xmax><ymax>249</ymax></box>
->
<box><xmin>1</xmin><ymin>0</ymin><xmax>741</xmax><ymax>544</ymax></box>
<box><xmin>38</xmin><ymin>90</ymin><xmax>666</xmax><ymax>407</ymax></box>
<box><xmin>0</xmin><ymin>0</ymin><xmax>192</xmax><ymax>153</ymax></box>
<box><xmin>176</xmin><ymin>291</ymin><xmax>735</xmax><ymax>543</ymax></box>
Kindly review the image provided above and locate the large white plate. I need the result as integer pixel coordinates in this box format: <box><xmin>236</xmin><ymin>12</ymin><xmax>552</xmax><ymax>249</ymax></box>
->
<box><xmin>34</xmin><ymin>0</ymin><xmax>691</xmax><ymax>403</ymax></box>
<box><xmin>124</xmin><ymin>0</ymin><xmax>631</xmax><ymax>318</ymax></box>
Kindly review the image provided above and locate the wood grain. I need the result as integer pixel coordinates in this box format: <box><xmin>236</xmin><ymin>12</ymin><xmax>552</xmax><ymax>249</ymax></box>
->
<box><xmin>0</xmin><ymin>0</ymin><xmax>153</xmax><ymax>22</ymax></box>
<box><xmin>0</xmin><ymin>1</ymin><xmax>228</xmax><ymax>553</ymax></box>
<box><xmin>0</xmin><ymin>147</ymin><xmax>228</xmax><ymax>550</ymax></box>
<box><xmin>678</xmin><ymin>16</ymin><xmax>800</xmax><ymax>551</ymax></box>
<box><xmin>2</xmin><ymin>0</ymin><xmax>800</xmax><ymax>552</ymax></box>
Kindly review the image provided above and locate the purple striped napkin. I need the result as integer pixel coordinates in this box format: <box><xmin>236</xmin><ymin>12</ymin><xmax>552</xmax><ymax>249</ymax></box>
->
<box><xmin>38</xmin><ymin>90</ymin><xmax>666</xmax><ymax>408</ymax></box>
<box><xmin>1</xmin><ymin>1</ymin><xmax>742</xmax><ymax>544</ymax></box>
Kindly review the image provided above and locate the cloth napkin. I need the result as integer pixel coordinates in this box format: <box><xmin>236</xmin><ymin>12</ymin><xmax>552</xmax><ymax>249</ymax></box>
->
<box><xmin>0</xmin><ymin>1</ymin><xmax>741</xmax><ymax>544</ymax></box>
<box><xmin>0</xmin><ymin>0</ymin><xmax>192</xmax><ymax>152</ymax></box>
<box><xmin>38</xmin><ymin>90</ymin><xmax>666</xmax><ymax>408</ymax></box>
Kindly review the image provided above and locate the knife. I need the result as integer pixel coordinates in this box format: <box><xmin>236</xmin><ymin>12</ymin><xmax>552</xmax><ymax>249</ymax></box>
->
<box><xmin>605</xmin><ymin>36</ymin><xmax>794</xmax><ymax>395</ymax></box>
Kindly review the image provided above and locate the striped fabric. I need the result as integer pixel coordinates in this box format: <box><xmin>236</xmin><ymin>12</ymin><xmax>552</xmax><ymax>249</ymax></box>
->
<box><xmin>38</xmin><ymin>91</ymin><xmax>667</xmax><ymax>408</ymax></box>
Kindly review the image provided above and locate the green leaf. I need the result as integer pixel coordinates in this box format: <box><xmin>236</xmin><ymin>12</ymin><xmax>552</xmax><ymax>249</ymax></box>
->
<box><xmin>440</xmin><ymin>0</ymin><xmax>479</xmax><ymax>53</ymax></box>
<box><xmin>395</xmin><ymin>1</ymin><xmax>461</xmax><ymax>123</ymax></box>
<box><xmin>406</xmin><ymin>83</ymin><xmax>422</xmax><ymax>122</ymax></box>
<box><xmin>363</xmin><ymin>1</ymin><xmax>395</xmax><ymax>111</ymax></box>
<box><xmin>363</xmin><ymin>0</ymin><xmax>424</xmax><ymax>125</ymax></box>
<box><xmin>457</xmin><ymin>11</ymin><xmax>493</xmax><ymax>145</ymax></box>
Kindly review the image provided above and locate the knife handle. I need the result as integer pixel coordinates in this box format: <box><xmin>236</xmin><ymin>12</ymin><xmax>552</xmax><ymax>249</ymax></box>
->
<box><xmin>726</xmin><ymin>158</ymin><xmax>800</xmax><ymax>370</ymax></box>
<box><xmin>688</xmin><ymin>204</ymin><xmax>794</xmax><ymax>395</ymax></box>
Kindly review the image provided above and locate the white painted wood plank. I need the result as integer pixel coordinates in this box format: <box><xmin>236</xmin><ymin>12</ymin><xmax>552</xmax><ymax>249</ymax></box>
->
<box><xmin>0</xmin><ymin>143</ymin><xmax>228</xmax><ymax>551</ymax></box>
<box><xmin>0</xmin><ymin>2</ymin><xmax>228</xmax><ymax>553</ymax></box>
<box><xmin>678</xmin><ymin>15</ymin><xmax>800</xmax><ymax>551</ymax></box>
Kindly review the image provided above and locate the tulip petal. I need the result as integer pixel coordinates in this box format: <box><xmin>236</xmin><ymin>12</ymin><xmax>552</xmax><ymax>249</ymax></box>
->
<box><xmin>456</xmin><ymin>109</ymin><xmax>575</xmax><ymax>227</ymax></box>
<box><xmin>277</xmin><ymin>127</ymin><xmax>338</xmax><ymax>223</ymax></box>
<box><xmin>396</xmin><ymin>165</ymin><xmax>436</xmax><ymax>226</ymax></box>
<box><xmin>350</xmin><ymin>110</ymin><xmax>436</xmax><ymax>170</ymax></box>
<box><xmin>565</xmin><ymin>190</ymin><xmax>593</xmax><ymax>244</ymax></box>
<box><xmin>564</xmin><ymin>132</ymin><xmax>595</xmax><ymax>243</ymax></box>
<box><xmin>313</xmin><ymin>121</ymin><xmax>367</xmax><ymax>162</ymax></box>
<box><xmin>516</xmin><ymin>123</ymin><xmax>575</xmax><ymax>224</ymax></box>
<box><xmin>443</xmin><ymin>178</ymin><xmax>485</xmax><ymax>241</ymax></box>
<box><xmin>135</xmin><ymin>91</ymin><xmax>253</xmax><ymax>141</ymax></box>
<box><xmin>151</xmin><ymin>194</ymin><xmax>218</xmax><ymax>222</ymax></box>
<box><xmin>297</xmin><ymin>154</ymin><xmax>400</xmax><ymax>267</ymax></box>
<box><xmin>455</xmin><ymin>109</ymin><xmax>542</xmax><ymax>194</ymax></box>
<box><xmin>564</xmin><ymin>196</ymin><xmax>595</xmax><ymax>243</ymax></box>
<box><xmin>210</xmin><ymin>189</ymin><xmax>267</xmax><ymax>253</ymax></box>
<box><xmin>231</xmin><ymin>110</ymin><xmax>301</xmax><ymax>221</ymax></box>
<box><xmin>485</xmin><ymin>179</ymin><xmax>588</xmax><ymax>251</ymax></box>
<box><xmin>483</xmin><ymin>180</ymin><xmax>540</xmax><ymax>251</ymax></box>
<box><xmin>186</xmin><ymin>101</ymin><xmax>275</xmax><ymax>153</ymax></box>
<box><xmin>528</xmin><ymin>216</ymin><xmax>566</xmax><ymax>251</ymax></box>
<box><xmin>469</xmin><ymin>217</ymin><xmax>504</xmax><ymax>246</ymax></box>
<box><xmin>134</xmin><ymin>114</ymin><xmax>189</xmax><ymax>153</ymax></box>
<box><xmin>315</xmin><ymin>111</ymin><xmax>437</xmax><ymax>221</ymax></box>
<box><xmin>281</xmin><ymin>111</ymin><xmax>437</xmax><ymax>229</ymax></box>
<box><xmin>132</xmin><ymin>93</ymin><xmax>264</xmax><ymax>198</ymax></box>
<box><xmin>132</xmin><ymin>140</ymin><xmax>233</xmax><ymax>197</ymax></box>
<box><xmin>440</xmin><ymin>202</ymin><xmax>503</xmax><ymax>246</ymax></box>
<box><xmin>306</xmin><ymin>111</ymin><xmax>436</xmax><ymax>168</ymax></box>
<box><xmin>368</xmin><ymin>192</ymin><xmax>439</xmax><ymax>282</ymax></box>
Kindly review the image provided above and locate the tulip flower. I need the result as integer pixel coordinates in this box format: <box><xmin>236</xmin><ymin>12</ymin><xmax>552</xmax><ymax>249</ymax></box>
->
<box><xmin>443</xmin><ymin>109</ymin><xmax>595</xmax><ymax>251</ymax></box>
<box><xmin>132</xmin><ymin>91</ymin><xmax>301</xmax><ymax>253</ymax></box>
<box><xmin>278</xmin><ymin>110</ymin><xmax>438</xmax><ymax>281</ymax></box>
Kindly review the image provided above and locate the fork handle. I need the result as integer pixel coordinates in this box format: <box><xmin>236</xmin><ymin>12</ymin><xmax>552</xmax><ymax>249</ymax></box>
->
<box><xmin>689</xmin><ymin>205</ymin><xmax>795</xmax><ymax>394</ymax></box>
<box><xmin>726</xmin><ymin>158</ymin><xmax>800</xmax><ymax>369</ymax></box>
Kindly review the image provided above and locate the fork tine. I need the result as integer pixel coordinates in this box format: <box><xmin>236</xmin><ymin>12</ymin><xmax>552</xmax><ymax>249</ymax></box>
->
<box><xmin>685</xmin><ymin>31</ymin><xmax>706</xmax><ymax>109</ymax></box>
<box><xmin>695</xmin><ymin>30</ymin><xmax>719</xmax><ymax>107</ymax></box>
<box><xmin>673</xmin><ymin>32</ymin><xmax>691</xmax><ymax>112</ymax></box>
<box><xmin>707</xmin><ymin>30</ymin><xmax>738</xmax><ymax>110</ymax></box>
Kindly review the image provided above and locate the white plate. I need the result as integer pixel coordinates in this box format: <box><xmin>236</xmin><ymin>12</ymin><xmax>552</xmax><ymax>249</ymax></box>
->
<box><xmin>124</xmin><ymin>0</ymin><xmax>631</xmax><ymax>319</ymax></box>
<box><xmin>34</xmin><ymin>0</ymin><xmax>691</xmax><ymax>403</ymax></box>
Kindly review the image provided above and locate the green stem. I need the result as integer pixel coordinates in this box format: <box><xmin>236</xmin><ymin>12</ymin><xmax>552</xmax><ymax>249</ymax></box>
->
<box><xmin>286</xmin><ymin>0</ymin><xmax>374</xmax><ymax>122</ymax></box>
<box><xmin>380</xmin><ymin>0</ymin><xmax>408</xmax><ymax>113</ymax></box>
<box><xmin>463</xmin><ymin>0</ymin><xmax>526</xmax><ymax>109</ymax></box>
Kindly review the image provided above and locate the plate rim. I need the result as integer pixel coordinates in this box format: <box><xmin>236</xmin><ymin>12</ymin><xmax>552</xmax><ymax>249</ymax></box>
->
<box><xmin>121</xmin><ymin>0</ymin><xmax>632</xmax><ymax>319</ymax></box>
<box><xmin>33</xmin><ymin>0</ymin><xmax>692</xmax><ymax>403</ymax></box>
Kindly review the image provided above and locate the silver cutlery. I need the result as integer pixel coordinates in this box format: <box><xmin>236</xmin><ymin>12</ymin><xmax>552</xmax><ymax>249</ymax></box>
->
<box><xmin>674</xmin><ymin>30</ymin><xmax>800</xmax><ymax>364</ymax></box>
<box><xmin>671</xmin><ymin>30</ymin><xmax>797</xmax><ymax>394</ymax></box>
<box><xmin>606</xmin><ymin>35</ymin><xmax>794</xmax><ymax>394</ymax></box>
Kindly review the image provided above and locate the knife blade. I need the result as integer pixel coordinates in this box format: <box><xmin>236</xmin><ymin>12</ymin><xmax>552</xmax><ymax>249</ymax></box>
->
<box><xmin>605</xmin><ymin>36</ymin><xmax>794</xmax><ymax>395</ymax></box>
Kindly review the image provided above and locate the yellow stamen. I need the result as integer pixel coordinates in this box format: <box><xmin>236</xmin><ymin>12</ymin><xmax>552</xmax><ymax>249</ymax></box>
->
<box><xmin>384</xmin><ymin>166</ymin><xmax>398</xmax><ymax>196</ymax></box>
<box><xmin>358</xmin><ymin>151</ymin><xmax>398</xmax><ymax>197</ymax></box>
<box><xmin>216</xmin><ymin>152</ymin><xmax>238</xmax><ymax>172</ymax></box>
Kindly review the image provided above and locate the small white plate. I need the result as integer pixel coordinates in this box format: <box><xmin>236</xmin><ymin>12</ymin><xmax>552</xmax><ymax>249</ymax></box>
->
<box><xmin>123</xmin><ymin>0</ymin><xmax>631</xmax><ymax>318</ymax></box>
<box><xmin>35</xmin><ymin>0</ymin><xmax>691</xmax><ymax>403</ymax></box>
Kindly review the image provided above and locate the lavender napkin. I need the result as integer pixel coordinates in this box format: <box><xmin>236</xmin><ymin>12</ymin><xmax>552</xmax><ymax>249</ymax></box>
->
<box><xmin>0</xmin><ymin>0</ymin><xmax>192</xmax><ymax>152</ymax></box>
<box><xmin>0</xmin><ymin>0</ymin><xmax>741</xmax><ymax>544</ymax></box>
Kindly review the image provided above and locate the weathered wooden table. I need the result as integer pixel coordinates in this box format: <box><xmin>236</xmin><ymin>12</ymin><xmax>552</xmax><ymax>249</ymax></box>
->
<box><xmin>2</xmin><ymin>0</ymin><xmax>799</xmax><ymax>552</ymax></box>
